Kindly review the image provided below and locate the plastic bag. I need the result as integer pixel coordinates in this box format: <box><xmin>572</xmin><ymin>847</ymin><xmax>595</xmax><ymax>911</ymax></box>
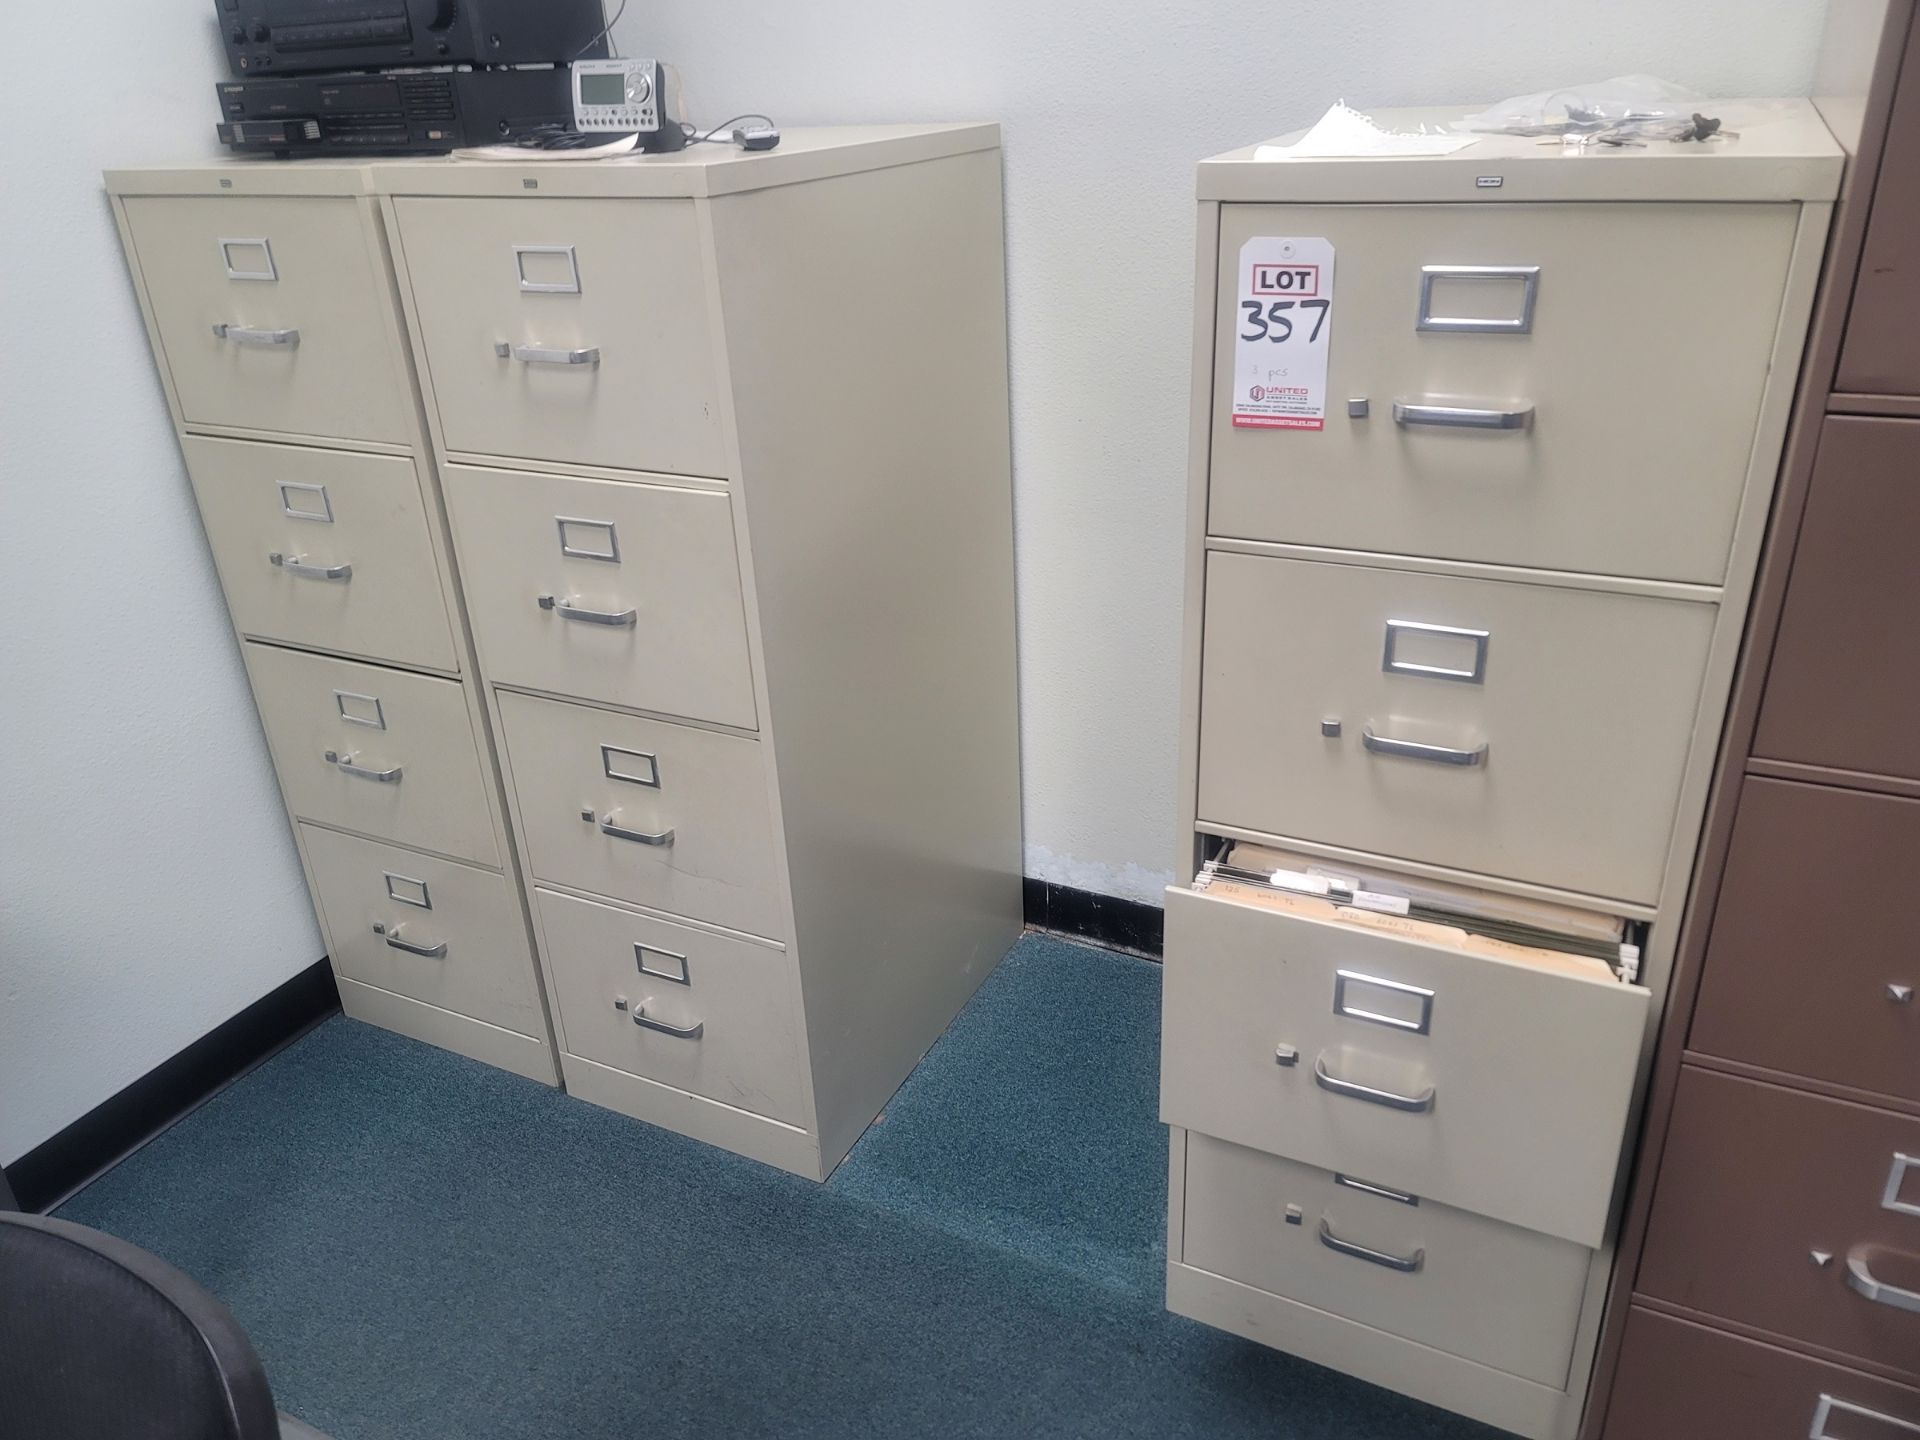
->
<box><xmin>1455</xmin><ymin>74</ymin><xmax>1706</xmax><ymax>141</ymax></box>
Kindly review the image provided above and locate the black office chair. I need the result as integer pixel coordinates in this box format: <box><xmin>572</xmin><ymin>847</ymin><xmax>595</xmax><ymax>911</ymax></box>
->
<box><xmin>0</xmin><ymin>1211</ymin><xmax>325</xmax><ymax>1440</ymax></box>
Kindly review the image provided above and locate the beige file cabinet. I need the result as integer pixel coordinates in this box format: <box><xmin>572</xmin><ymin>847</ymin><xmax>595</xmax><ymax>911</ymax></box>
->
<box><xmin>370</xmin><ymin>127</ymin><xmax>1022</xmax><ymax>1180</ymax></box>
<box><xmin>107</xmin><ymin>163</ymin><xmax>558</xmax><ymax>1086</ymax></box>
<box><xmin>1165</xmin><ymin>108</ymin><xmax>1842</xmax><ymax>1438</ymax></box>
<box><xmin>107</xmin><ymin>129</ymin><xmax>1022</xmax><ymax>1182</ymax></box>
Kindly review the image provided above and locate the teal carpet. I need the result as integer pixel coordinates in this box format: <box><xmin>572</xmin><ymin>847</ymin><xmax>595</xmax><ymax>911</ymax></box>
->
<box><xmin>59</xmin><ymin>934</ymin><xmax>1504</xmax><ymax>1439</ymax></box>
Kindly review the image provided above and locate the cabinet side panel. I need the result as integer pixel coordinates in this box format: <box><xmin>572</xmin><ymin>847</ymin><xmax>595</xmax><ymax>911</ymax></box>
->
<box><xmin>708</xmin><ymin>149</ymin><xmax>1023</xmax><ymax>1170</ymax></box>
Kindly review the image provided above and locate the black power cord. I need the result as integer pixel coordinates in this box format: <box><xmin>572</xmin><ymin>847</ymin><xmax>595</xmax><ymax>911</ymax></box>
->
<box><xmin>683</xmin><ymin>114</ymin><xmax>782</xmax><ymax>150</ymax></box>
<box><xmin>572</xmin><ymin>0</ymin><xmax>628</xmax><ymax>59</ymax></box>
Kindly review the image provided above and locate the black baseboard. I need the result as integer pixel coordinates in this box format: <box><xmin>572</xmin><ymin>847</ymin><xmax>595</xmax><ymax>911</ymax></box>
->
<box><xmin>3</xmin><ymin>959</ymin><xmax>340</xmax><ymax>1214</ymax></box>
<box><xmin>1023</xmin><ymin>878</ymin><xmax>1163</xmax><ymax>959</ymax></box>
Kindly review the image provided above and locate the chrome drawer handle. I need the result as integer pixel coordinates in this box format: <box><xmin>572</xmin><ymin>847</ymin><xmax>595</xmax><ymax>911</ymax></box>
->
<box><xmin>212</xmin><ymin>323</ymin><xmax>300</xmax><ymax>348</ymax></box>
<box><xmin>376</xmin><ymin>924</ymin><xmax>447</xmax><ymax>959</ymax></box>
<box><xmin>1392</xmin><ymin>401</ymin><xmax>1533</xmax><ymax>431</ymax></box>
<box><xmin>1361</xmin><ymin>726</ymin><xmax>1487</xmax><ymax>768</ymax></box>
<box><xmin>1847</xmin><ymin>1248</ymin><xmax>1920</xmax><ymax>1315</ymax></box>
<box><xmin>1335</xmin><ymin>1173</ymin><xmax>1420</xmax><ymax>1207</ymax></box>
<box><xmin>1318</xmin><ymin>1218</ymin><xmax>1424</xmax><ymax>1273</ymax></box>
<box><xmin>599</xmin><ymin>814</ymin><xmax>675</xmax><ymax>844</ymax></box>
<box><xmin>615</xmin><ymin>997</ymin><xmax>703</xmax><ymax>1040</ymax></box>
<box><xmin>324</xmin><ymin>749</ymin><xmax>402</xmax><ymax>784</ymax></box>
<box><xmin>1314</xmin><ymin>1055</ymin><xmax>1436</xmax><ymax>1113</ymax></box>
<box><xmin>496</xmin><ymin>341</ymin><xmax>600</xmax><ymax>367</ymax></box>
<box><xmin>538</xmin><ymin>594</ymin><xmax>637</xmax><ymax>628</ymax></box>
<box><xmin>269</xmin><ymin>551</ymin><xmax>352</xmax><ymax>582</ymax></box>
<box><xmin>1811</xmin><ymin>1394</ymin><xmax>1920</xmax><ymax>1437</ymax></box>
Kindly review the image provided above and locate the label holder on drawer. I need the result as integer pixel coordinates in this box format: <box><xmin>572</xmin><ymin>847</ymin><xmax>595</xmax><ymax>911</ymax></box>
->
<box><xmin>219</xmin><ymin>237</ymin><xmax>277</xmax><ymax>283</ymax></box>
<box><xmin>601</xmin><ymin>745</ymin><xmax>661</xmax><ymax>788</ymax></box>
<box><xmin>1333</xmin><ymin>969</ymin><xmax>1435</xmax><ymax>1035</ymax></box>
<box><xmin>279</xmin><ymin>482</ymin><xmax>334</xmax><ymax>523</ymax></box>
<box><xmin>1416</xmin><ymin>265</ymin><xmax>1539</xmax><ymax>334</ymax></box>
<box><xmin>513</xmin><ymin>244</ymin><xmax>582</xmax><ymax>295</ymax></box>
<box><xmin>636</xmin><ymin>943</ymin><xmax>691</xmax><ymax>986</ymax></box>
<box><xmin>1811</xmin><ymin>1395</ymin><xmax>1920</xmax><ymax>1438</ymax></box>
<box><xmin>556</xmin><ymin>516</ymin><xmax>621</xmax><ymax>563</ymax></box>
<box><xmin>1382</xmin><ymin>619</ymin><xmax>1489</xmax><ymax>684</ymax></box>
<box><xmin>384</xmin><ymin>872</ymin><xmax>432</xmax><ymax>910</ymax></box>
<box><xmin>1883</xmin><ymin>1153</ymin><xmax>1920</xmax><ymax>1218</ymax></box>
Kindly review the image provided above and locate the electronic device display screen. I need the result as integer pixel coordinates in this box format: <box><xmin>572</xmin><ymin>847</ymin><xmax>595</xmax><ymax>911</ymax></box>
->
<box><xmin>579</xmin><ymin>72</ymin><xmax>627</xmax><ymax>106</ymax></box>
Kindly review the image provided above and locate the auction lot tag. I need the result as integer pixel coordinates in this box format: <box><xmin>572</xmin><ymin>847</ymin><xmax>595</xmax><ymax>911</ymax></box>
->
<box><xmin>1230</xmin><ymin>237</ymin><xmax>1335</xmax><ymax>430</ymax></box>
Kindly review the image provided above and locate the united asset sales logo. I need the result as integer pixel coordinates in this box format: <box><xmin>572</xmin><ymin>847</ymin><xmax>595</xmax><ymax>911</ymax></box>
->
<box><xmin>1250</xmin><ymin>384</ymin><xmax>1267</xmax><ymax>400</ymax></box>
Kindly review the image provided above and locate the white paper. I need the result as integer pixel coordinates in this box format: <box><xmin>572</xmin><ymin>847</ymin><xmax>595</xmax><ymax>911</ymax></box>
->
<box><xmin>1231</xmin><ymin>236</ymin><xmax>1335</xmax><ymax>431</ymax></box>
<box><xmin>1256</xmin><ymin>102</ymin><xmax>1478</xmax><ymax>160</ymax></box>
<box><xmin>1270</xmin><ymin>868</ymin><xmax>1333</xmax><ymax>896</ymax></box>
<box><xmin>1348</xmin><ymin>890</ymin><xmax>1413</xmax><ymax>917</ymax></box>
<box><xmin>453</xmin><ymin>133</ymin><xmax>642</xmax><ymax>162</ymax></box>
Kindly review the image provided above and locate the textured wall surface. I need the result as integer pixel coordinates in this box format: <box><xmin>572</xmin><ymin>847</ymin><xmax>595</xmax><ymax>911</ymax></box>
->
<box><xmin>627</xmin><ymin>0</ymin><xmax>1829</xmax><ymax>903</ymax></box>
<box><xmin>0</xmin><ymin>7</ymin><xmax>320</xmax><ymax>1165</ymax></box>
<box><xmin>0</xmin><ymin>1</ymin><xmax>1828</xmax><ymax>1165</ymax></box>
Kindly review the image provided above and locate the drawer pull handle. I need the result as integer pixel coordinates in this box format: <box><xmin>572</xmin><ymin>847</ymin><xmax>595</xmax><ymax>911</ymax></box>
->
<box><xmin>538</xmin><ymin>594</ymin><xmax>637</xmax><ymax>628</ymax></box>
<box><xmin>1811</xmin><ymin>1394</ymin><xmax>1920</xmax><ymax>1437</ymax></box>
<box><xmin>587</xmin><ymin>809</ymin><xmax>675</xmax><ymax>848</ymax></box>
<box><xmin>1846</xmin><ymin>1248</ymin><xmax>1920</xmax><ymax>1315</ymax></box>
<box><xmin>496</xmin><ymin>341</ymin><xmax>601</xmax><ymax>367</ymax></box>
<box><xmin>212</xmin><ymin>323</ymin><xmax>300</xmax><ymax>349</ymax></box>
<box><xmin>378</xmin><ymin>924</ymin><xmax>447</xmax><ymax>960</ymax></box>
<box><xmin>1314</xmin><ymin>1055</ymin><xmax>1435</xmax><ymax>1113</ymax></box>
<box><xmin>1361</xmin><ymin>726</ymin><xmax>1487</xmax><ymax>768</ymax></box>
<box><xmin>1318</xmin><ymin>1218</ymin><xmax>1424</xmax><ymax>1273</ymax></box>
<box><xmin>1334</xmin><ymin>1173</ymin><xmax>1420</xmax><ymax>1207</ymax></box>
<box><xmin>615</xmin><ymin>997</ymin><xmax>703</xmax><ymax>1040</ymax></box>
<box><xmin>324</xmin><ymin>750</ymin><xmax>402</xmax><ymax>784</ymax></box>
<box><xmin>269</xmin><ymin>551</ymin><xmax>352</xmax><ymax>582</ymax></box>
<box><xmin>1392</xmin><ymin>401</ymin><xmax>1533</xmax><ymax>431</ymax></box>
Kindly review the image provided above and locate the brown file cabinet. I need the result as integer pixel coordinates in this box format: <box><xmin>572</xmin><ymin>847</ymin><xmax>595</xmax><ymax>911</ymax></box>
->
<box><xmin>1584</xmin><ymin>4</ymin><xmax>1920</xmax><ymax>1435</ymax></box>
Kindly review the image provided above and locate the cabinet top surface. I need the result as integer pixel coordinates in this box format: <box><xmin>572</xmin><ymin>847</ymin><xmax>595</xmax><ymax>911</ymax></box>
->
<box><xmin>105</xmin><ymin>124</ymin><xmax>1000</xmax><ymax>200</ymax></box>
<box><xmin>1200</xmin><ymin>100</ymin><xmax>1841</xmax><ymax>204</ymax></box>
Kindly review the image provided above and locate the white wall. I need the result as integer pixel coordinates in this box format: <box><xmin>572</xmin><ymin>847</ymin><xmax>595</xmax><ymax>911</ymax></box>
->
<box><xmin>628</xmin><ymin>0</ymin><xmax>1829</xmax><ymax>903</ymax></box>
<box><xmin>0</xmin><ymin>8</ymin><xmax>318</xmax><ymax>1166</ymax></box>
<box><xmin>0</xmin><ymin>1</ymin><xmax>1828</xmax><ymax>1163</ymax></box>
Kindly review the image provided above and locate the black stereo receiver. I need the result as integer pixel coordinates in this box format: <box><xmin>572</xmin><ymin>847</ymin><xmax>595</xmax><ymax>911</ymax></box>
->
<box><xmin>216</xmin><ymin>0</ymin><xmax>609</xmax><ymax>75</ymax></box>
<box><xmin>215</xmin><ymin>67</ymin><xmax>572</xmax><ymax>155</ymax></box>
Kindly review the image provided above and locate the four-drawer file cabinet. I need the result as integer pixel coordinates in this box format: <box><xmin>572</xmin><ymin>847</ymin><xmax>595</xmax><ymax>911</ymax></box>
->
<box><xmin>107</xmin><ymin>163</ymin><xmax>560</xmax><ymax>1084</ymax></box>
<box><xmin>107</xmin><ymin>127</ymin><xmax>1023</xmax><ymax>1180</ymax></box>
<box><xmin>1162</xmin><ymin>107</ymin><xmax>1842</xmax><ymax>1437</ymax></box>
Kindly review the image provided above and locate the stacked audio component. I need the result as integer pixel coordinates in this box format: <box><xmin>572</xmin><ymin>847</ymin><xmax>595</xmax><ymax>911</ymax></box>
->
<box><xmin>211</xmin><ymin>0</ymin><xmax>608</xmax><ymax>156</ymax></box>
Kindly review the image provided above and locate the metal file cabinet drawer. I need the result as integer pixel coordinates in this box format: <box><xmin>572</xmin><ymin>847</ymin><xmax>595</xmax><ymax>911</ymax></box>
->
<box><xmin>1754</xmin><ymin>418</ymin><xmax>1920</xmax><ymax>783</ymax></box>
<box><xmin>244</xmin><ymin>643</ymin><xmax>500</xmax><ymax>867</ymax></box>
<box><xmin>1637</xmin><ymin>1067</ymin><xmax>1920</xmax><ymax>1383</ymax></box>
<box><xmin>300</xmin><ymin>823</ymin><xmax>542</xmax><ymax>1038</ymax></box>
<box><xmin>120</xmin><ymin>195</ymin><xmax>410</xmax><ymax>444</ymax></box>
<box><xmin>1160</xmin><ymin>884</ymin><xmax>1648</xmax><ymax>1248</ymax></box>
<box><xmin>537</xmin><ymin>888</ymin><xmax>806</xmax><ymax>1127</ymax></box>
<box><xmin>183</xmin><ymin>436</ymin><xmax>459</xmax><ymax>672</ymax></box>
<box><xmin>497</xmin><ymin>690</ymin><xmax>784</xmax><ymax>941</ymax></box>
<box><xmin>1182</xmin><ymin>1132</ymin><xmax>1591</xmax><ymax>1387</ymax></box>
<box><xmin>391</xmin><ymin>197</ymin><xmax>727</xmax><ymax>477</ymax></box>
<box><xmin>1196</xmin><ymin>551</ymin><xmax>1716</xmax><ymax>905</ymax></box>
<box><xmin>1691</xmin><ymin>778</ymin><xmax>1920</xmax><ymax>1106</ymax></box>
<box><xmin>1207</xmin><ymin>202</ymin><xmax>1797</xmax><ymax>583</ymax></box>
<box><xmin>442</xmin><ymin>465</ymin><xmax>757</xmax><ymax>730</ymax></box>
<box><xmin>1603</xmin><ymin>1306</ymin><xmax>1920</xmax><ymax>1440</ymax></box>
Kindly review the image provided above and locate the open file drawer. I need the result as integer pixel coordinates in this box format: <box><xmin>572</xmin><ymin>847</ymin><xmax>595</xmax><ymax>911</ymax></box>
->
<box><xmin>1160</xmin><ymin>880</ymin><xmax>1647</xmax><ymax>1248</ymax></box>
